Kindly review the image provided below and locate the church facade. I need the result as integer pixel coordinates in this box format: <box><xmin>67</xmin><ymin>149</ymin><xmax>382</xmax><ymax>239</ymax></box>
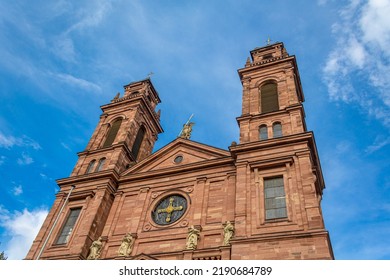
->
<box><xmin>26</xmin><ymin>42</ymin><xmax>334</xmax><ymax>260</ymax></box>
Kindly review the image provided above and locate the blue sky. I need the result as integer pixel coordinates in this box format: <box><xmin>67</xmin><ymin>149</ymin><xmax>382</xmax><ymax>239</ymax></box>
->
<box><xmin>0</xmin><ymin>0</ymin><xmax>389</xmax><ymax>260</ymax></box>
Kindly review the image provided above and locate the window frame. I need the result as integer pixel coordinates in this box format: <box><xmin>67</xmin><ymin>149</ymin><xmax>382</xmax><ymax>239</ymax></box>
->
<box><xmin>259</xmin><ymin>124</ymin><xmax>268</xmax><ymax>140</ymax></box>
<box><xmin>260</xmin><ymin>82</ymin><xmax>279</xmax><ymax>114</ymax></box>
<box><xmin>132</xmin><ymin>126</ymin><xmax>146</xmax><ymax>160</ymax></box>
<box><xmin>86</xmin><ymin>160</ymin><xmax>96</xmax><ymax>174</ymax></box>
<box><xmin>55</xmin><ymin>207</ymin><xmax>82</xmax><ymax>245</ymax></box>
<box><xmin>272</xmin><ymin>122</ymin><xmax>283</xmax><ymax>138</ymax></box>
<box><xmin>263</xmin><ymin>176</ymin><xmax>287</xmax><ymax>221</ymax></box>
<box><xmin>102</xmin><ymin>118</ymin><xmax>123</xmax><ymax>148</ymax></box>
<box><xmin>95</xmin><ymin>157</ymin><xmax>106</xmax><ymax>172</ymax></box>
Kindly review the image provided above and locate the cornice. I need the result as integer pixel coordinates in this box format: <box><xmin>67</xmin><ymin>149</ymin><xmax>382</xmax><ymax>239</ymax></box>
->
<box><xmin>56</xmin><ymin>169</ymin><xmax>120</xmax><ymax>188</ymax></box>
<box><xmin>119</xmin><ymin>156</ymin><xmax>235</xmax><ymax>183</ymax></box>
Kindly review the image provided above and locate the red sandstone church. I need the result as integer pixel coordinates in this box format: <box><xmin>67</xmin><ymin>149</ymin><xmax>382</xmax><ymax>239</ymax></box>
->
<box><xmin>26</xmin><ymin>42</ymin><xmax>334</xmax><ymax>260</ymax></box>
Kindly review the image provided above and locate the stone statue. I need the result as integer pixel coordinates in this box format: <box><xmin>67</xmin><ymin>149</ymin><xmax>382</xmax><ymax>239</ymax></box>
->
<box><xmin>223</xmin><ymin>221</ymin><xmax>234</xmax><ymax>246</ymax></box>
<box><xmin>87</xmin><ymin>237</ymin><xmax>103</xmax><ymax>260</ymax></box>
<box><xmin>180</xmin><ymin>122</ymin><xmax>194</xmax><ymax>139</ymax></box>
<box><xmin>186</xmin><ymin>226</ymin><xmax>200</xmax><ymax>250</ymax></box>
<box><xmin>118</xmin><ymin>233</ymin><xmax>135</xmax><ymax>257</ymax></box>
<box><xmin>112</xmin><ymin>92</ymin><xmax>120</xmax><ymax>102</ymax></box>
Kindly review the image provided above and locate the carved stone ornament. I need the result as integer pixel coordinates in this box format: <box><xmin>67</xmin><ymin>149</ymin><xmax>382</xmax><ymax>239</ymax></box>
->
<box><xmin>186</xmin><ymin>225</ymin><xmax>201</xmax><ymax>250</ymax></box>
<box><xmin>152</xmin><ymin>195</ymin><xmax>187</xmax><ymax>225</ymax></box>
<box><xmin>87</xmin><ymin>237</ymin><xmax>103</xmax><ymax>260</ymax></box>
<box><xmin>118</xmin><ymin>233</ymin><xmax>136</xmax><ymax>257</ymax></box>
<box><xmin>222</xmin><ymin>221</ymin><xmax>235</xmax><ymax>246</ymax></box>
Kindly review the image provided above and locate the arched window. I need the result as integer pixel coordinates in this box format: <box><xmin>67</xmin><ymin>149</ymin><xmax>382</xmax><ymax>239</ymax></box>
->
<box><xmin>259</xmin><ymin>125</ymin><xmax>268</xmax><ymax>140</ymax></box>
<box><xmin>102</xmin><ymin>118</ymin><xmax>122</xmax><ymax>148</ymax></box>
<box><xmin>273</xmin><ymin>122</ymin><xmax>282</xmax><ymax>138</ymax></box>
<box><xmin>86</xmin><ymin>160</ymin><xmax>96</xmax><ymax>174</ymax></box>
<box><xmin>132</xmin><ymin>126</ymin><xmax>146</xmax><ymax>160</ymax></box>
<box><xmin>260</xmin><ymin>82</ymin><xmax>279</xmax><ymax>113</ymax></box>
<box><xmin>96</xmin><ymin>157</ymin><xmax>106</xmax><ymax>172</ymax></box>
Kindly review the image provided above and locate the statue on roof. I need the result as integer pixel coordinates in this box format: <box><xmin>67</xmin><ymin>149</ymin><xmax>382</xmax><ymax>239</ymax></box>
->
<box><xmin>179</xmin><ymin>114</ymin><xmax>194</xmax><ymax>140</ymax></box>
<box><xmin>180</xmin><ymin>122</ymin><xmax>194</xmax><ymax>139</ymax></box>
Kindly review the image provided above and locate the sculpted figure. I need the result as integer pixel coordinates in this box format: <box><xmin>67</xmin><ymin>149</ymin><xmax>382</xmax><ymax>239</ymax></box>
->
<box><xmin>223</xmin><ymin>221</ymin><xmax>234</xmax><ymax>246</ymax></box>
<box><xmin>186</xmin><ymin>226</ymin><xmax>200</xmax><ymax>250</ymax></box>
<box><xmin>118</xmin><ymin>233</ymin><xmax>135</xmax><ymax>257</ymax></box>
<box><xmin>87</xmin><ymin>237</ymin><xmax>103</xmax><ymax>260</ymax></box>
<box><xmin>180</xmin><ymin>122</ymin><xmax>194</xmax><ymax>139</ymax></box>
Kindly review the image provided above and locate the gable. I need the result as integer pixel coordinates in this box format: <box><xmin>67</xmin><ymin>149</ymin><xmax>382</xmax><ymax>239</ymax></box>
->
<box><xmin>122</xmin><ymin>138</ymin><xmax>230</xmax><ymax>175</ymax></box>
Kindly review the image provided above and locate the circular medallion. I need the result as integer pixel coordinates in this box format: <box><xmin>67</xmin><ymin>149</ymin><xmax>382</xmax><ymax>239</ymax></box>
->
<box><xmin>152</xmin><ymin>194</ymin><xmax>187</xmax><ymax>225</ymax></box>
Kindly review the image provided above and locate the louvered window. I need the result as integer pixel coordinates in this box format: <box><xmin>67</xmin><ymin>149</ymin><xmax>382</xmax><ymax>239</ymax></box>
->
<box><xmin>259</xmin><ymin>125</ymin><xmax>268</xmax><ymax>140</ymax></box>
<box><xmin>56</xmin><ymin>208</ymin><xmax>81</xmax><ymax>244</ymax></box>
<box><xmin>260</xmin><ymin>83</ymin><xmax>279</xmax><ymax>113</ymax></box>
<box><xmin>86</xmin><ymin>160</ymin><xmax>96</xmax><ymax>174</ymax></box>
<box><xmin>264</xmin><ymin>177</ymin><xmax>287</xmax><ymax>220</ymax></box>
<box><xmin>132</xmin><ymin>126</ymin><xmax>145</xmax><ymax>160</ymax></box>
<box><xmin>273</xmin><ymin>122</ymin><xmax>282</xmax><ymax>138</ymax></box>
<box><xmin>102</xmin><ymin>119</ymin><xmax>122</xmax><ymax>148</ymax></box>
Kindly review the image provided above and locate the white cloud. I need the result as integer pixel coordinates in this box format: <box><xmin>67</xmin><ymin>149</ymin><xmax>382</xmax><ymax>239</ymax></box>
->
<box><xmin>0</xmin><ymin>155</ymin><xmax>5</xmax><ymax>165</ymax></box>
<box><xmin>54</xmin><ymin>73</ymin><xmax>101</xmax><ymax>92</ymax></box>
<box><xmin>66</xmin><ymin>0</ymin><xmax>111</xmax><ymax>33</ymax></box>
<box><xmin>17</xmin><ymin>153</ymin><xmax>34</xmax><ymax>165</ymax></box>
<box><xmin>0</xmin><ymin>132</ymin><xmax>41</xmax><ymax>150</ymax></box>
<box><xmin>60</xmin><ymin>142</ymin><xmax>72</xmax><ymax>152</ymax></box>
<box><xmin>0</xmin><ymin>206</ymin><xmax>48</xmax><ymax>260</ymax></box>
<box><xmin>323</xmin><ymin>0</ymin><xmax>390</xmax><ymax>127</ymax></box>
<box><xmin>12</xmin><ymin>185</ymin><xmax>23</xmax><ymax>196</ymax></box>
<box><xmin>365</xmin><ymin>136</ymin><xmax>390</xmax><ymax>154</ymax></box>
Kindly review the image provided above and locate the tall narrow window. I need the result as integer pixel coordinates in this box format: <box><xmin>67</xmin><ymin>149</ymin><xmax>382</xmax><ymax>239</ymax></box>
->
<box><xmin>259</xmin><ymin>125</ymin><xmax>268</xmax><ymax>140</ymax></box>
<box><xmin>132</xmin><ymin>126</ymin><xmax>145</xmax><ymax>160</ymax></box>
<box><xmin>56</xmin><ymin>208</ymin><xmax>81</xmax><ymax>244</ymax></box>
<box><xmin>86</xmin><ymin>160</ymin><xmax>96</xmax><ymax>174</ymax></box>
<box><xmin>273</xmin><ymin>122</ymin><xmax>282</xmax><ymax>138</ymax></box>
<box><xmin>102</xmin><ymin>118</ymin><xmax>122</xmax><ymax>148</ymax></box>
<box><xmin>260</xmin><ymin>82</ymin><xmax>279</xmax><ymax>113</ymax></box>
<box><xmin>96</xmin><ymin>157</ymin><xmax>106</xmax><ymax>172</ymax></box>
<box><xmin>264</xmin><ymin>177</ymin><xmax>287</xmax><ymax>220</ymax></box>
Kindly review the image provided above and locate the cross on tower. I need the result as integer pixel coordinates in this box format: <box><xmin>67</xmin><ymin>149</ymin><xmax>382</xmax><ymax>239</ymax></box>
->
<box><xmin>157</xmin><ymin>197</ymin><xmax>183</xmax><ymax>222</ymax></box>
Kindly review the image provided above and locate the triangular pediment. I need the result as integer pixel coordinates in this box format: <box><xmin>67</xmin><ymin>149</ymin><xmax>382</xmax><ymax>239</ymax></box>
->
<box><xmin>130</xmin><ymin>253</ymin><xmax>158</xmax><ymax>260</ymax></box>
<box><xmin>122</xmin><ymin>138</ymin><xmax>230</xmax><ymax>175</ymax></box>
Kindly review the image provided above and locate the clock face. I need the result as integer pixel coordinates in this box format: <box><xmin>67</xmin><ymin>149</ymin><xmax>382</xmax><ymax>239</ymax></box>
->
<box><xmin>152</xmin><ymin>195</ymin><xmax>187</xmax><ymax>225</ymax></box>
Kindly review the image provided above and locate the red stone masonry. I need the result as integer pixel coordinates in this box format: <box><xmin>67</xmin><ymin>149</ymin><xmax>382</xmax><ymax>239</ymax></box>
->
<box><xmin>26</xmin><ymin>43</ymin><xmax>333</xmax><ymax>260</ymax></box>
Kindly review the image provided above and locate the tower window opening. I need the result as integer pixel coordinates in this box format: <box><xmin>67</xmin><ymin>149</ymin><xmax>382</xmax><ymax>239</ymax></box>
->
<box><xmin>273</xmin><ymin>122</ymin><xmax>283</xmax><ymax>138</ymax></box>
<box><xmin>259</xmin><ymin>125</ymin><xmax>268</xmax><ymax>140</ymax></box>
<box><xmin>132</xmin><ymin>126</ymin><xmax>146</xmax><ymax>160</ymax></box>
<box><xmin>86</xmin><ymin>160</ymin><xmax>96</xmax><ymax>174</ymax></box>
<box><xmin>260</xmin><ymin>82</ymin><xmax>279</xmax><ymax>113</ymax></box>
<box><xmin>96</xmin><ymin>157</ymin><xmax>106</xmax><ymax>172</ymax></box>
<box><xmin>102</xmin><ymin>118</ymin><xmax>122</xmax><ymax>148</ymax></box>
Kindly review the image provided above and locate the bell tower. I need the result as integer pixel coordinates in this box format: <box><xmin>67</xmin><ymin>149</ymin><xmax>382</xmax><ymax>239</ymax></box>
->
<box><xmin>237</xmin><ymin>42</ymin><xmax>305</xmax><ymax>143</ymax></box>
<box><xmin>71</xmin><ymin>78</ymin><xmax>163</xmax><ymax>177</ymax></box>
<box><xmin>230</xmin><ymin>42</ymin><xmax>333</xmax><ymax>259</ymax></box>
<box><xmin>26</xmin><ymin>78</ymin><xmax>163</xmax><ymax>260</ymax></box>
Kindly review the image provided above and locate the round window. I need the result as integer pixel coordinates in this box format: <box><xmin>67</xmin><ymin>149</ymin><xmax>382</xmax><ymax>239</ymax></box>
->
<box><xmin>151</xmin><ymin>194</ymin><xmax>187</xmax><ymax>225</ymax></box>
<box><xmin>174</xmin><ymin>155</ymin><xmax>183</xmax><ymax>163</ymax></box>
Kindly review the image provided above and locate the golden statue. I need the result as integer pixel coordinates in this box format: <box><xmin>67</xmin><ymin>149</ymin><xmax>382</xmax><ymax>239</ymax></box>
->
<box><xmin>223</xmin><ymin>221</ymin><xmax>234</xmax><ymax>246</ymax></box>
<box><xmin>186</xmin><ymin>225</ymin><xmax>200</xmax><ymax>250</ymax></box>
<box><xmin>118</xmin><ymin>233</ymin><xmax>135</xmax><ymax>257</ymax></box>
<box><xmin>180</xmin><ymin>122</ymin><xmax>194</xmax><ymax>139</ymax></box>
<box><xmin>87</xmin><ymin>237</ymin><xmax>103</xmax><ymax>260</ymax></box>
<box><xmin>179</xmin><ymin>114</ymin><xmax>194</xmax><ymax>139</ymax></box>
